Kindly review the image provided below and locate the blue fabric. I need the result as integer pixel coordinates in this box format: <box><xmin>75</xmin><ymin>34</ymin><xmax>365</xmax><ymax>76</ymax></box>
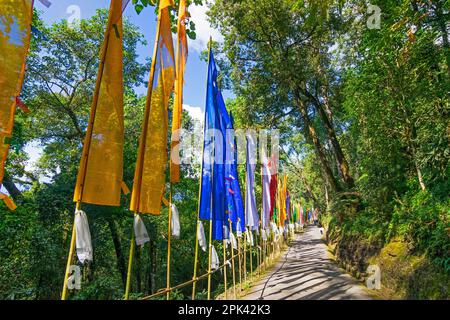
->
<box><xmin>229</xmin><ymin>113</ymin><xmax>246</xmax><ymax>232</ymax></box>
<box><xmin>286</xmin><ymin>191</ymin><xmax>290</xmax><ymax>222</ymax></box>
<box><xmin>198</xmin><ymin>51</ymin><xmax>229</xmax><ymax>241</ymax></box>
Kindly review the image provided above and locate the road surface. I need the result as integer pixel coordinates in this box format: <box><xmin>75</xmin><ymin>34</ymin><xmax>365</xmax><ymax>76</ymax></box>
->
<box><xmin>243</xmin><ymin>226</ymin><xmax>373</xmax><ymax>300</ymax></box>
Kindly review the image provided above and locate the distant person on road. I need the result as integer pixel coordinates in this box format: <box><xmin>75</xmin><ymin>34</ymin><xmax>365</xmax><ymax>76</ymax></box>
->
<box><xmin>313</xmin><ymin>208</ymin><xmax>318</xmax><ymax>226</ymax></box>
<box><xmin>307</xmin><ymin>208</ymin><xmax>312</xmax><ymax>225</ymax></box>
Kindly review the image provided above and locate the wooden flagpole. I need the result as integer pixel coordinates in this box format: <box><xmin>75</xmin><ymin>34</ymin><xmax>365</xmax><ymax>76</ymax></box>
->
<box><xmin>192</xmin><ymin>37</ymin><xmax>212</xmax><ymax>300</ymax></box>
<box><xmin>125</xmin><ymin>1</ymin><xmax>163</xmax><ymax>300</ymax></box>
<box><xmin>61</xmin><ymin>0</ymin><xmax>118</xmax><ymax>300</ymax></box>
<box><xmin>222</xmin><ymin>238</ymin><xmax>228</xmax><ymax>299</ymax></box>
<box><xmin>166</xmin><ymin>184</ymin><xmax>173</xmax><ymax>300</ymax></box>
<box><xmin>229</xmin><ymin>220</ymin><xmax>237</xmax><ymax>299</ymax></box>
<box><xmin>237</xmin><ymin>226</ymin><xmax>243</xmax><ymax>292</ymax></box>
<box><xmin>207</xmin><ymin>219</ymin><xmax>213</xmax><ymax>300</ymax></box>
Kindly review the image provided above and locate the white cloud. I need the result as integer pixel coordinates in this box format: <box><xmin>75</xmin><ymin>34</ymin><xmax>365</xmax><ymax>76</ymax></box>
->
<box><xmin>188</xmin><ymin>3</ymin><xmax>223</xmax><ymax>53</ymax></box>
<box><xmin>183</xmin><ymin>104</ymin><xmax>204</xmax><ymax>121</ymax></box>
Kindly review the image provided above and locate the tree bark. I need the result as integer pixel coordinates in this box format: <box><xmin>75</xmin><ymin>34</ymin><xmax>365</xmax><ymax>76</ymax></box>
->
<box><xmin>302</xmin><ymin>89</ymin><xmax>355</xmax><ymax>189</ymax></box>
<box><xmin>434</xmin><ymin>1</ymin><xmax>450</xmax><ymax>74</ymax></box>
<box><xmin>106</xmin><ymin>217</ymin><xmax>127</xmax><ymax>288</ymax></box>
<box><xmin>295</xmin><ymin>95</ymin><xmax>341</xmax><ymax>193</ymax></box>
<box><xmin>2</xmin><ymin>174</ymin><xmax>22</xmax><ymax>200</ymax></box>
<box><xmin>135</xmin><ymin>245</ymin><xmax>142</xmax><ymax>293</ymax></box>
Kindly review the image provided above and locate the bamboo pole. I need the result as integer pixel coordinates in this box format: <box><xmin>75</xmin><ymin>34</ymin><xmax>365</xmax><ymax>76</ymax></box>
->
<box><xmin>243</xmin><ymin>230</ymin><xmax>247</xmax><ymax>284</ymax></box>
<box><xmin>61</xmin><ymin>206</ymin><xmax>78</xmax><ymax>300</ymax></box>
<box><xmin>237</xmin><ymin>229</ymin><xmax>242</xmax><ymax>292</ymax></box>
<box><xmin>61</xmin><ymin>0</ymin><xmax>118</xmax><ymax>302</ymax></box>
<box><xmin>192</xmin><ymin>37</ymin><xmax>212</xmax><ymax>300</ymax></box>
<box><xmin>222</xmin><ymin>239</ymin><xmax>227</xmax><ymax>300</ymax></box>
<box><xmin>166</xmin><ymin>184</ymin><xmax>173</xmax><ymax>300</ymax></box>
<box><xmin>191</xmin><ymin>219</ymin><xmax>200</xmax><ymax>300</ymax></box>
<box><xmin>125</xmin><ymin>230</ymin><xmax>135</xmax><ymax>300</ymax></box>
<box><xmin>125</xmin><ymin>2</ymin><xmax>163</xmax><ymax>300</ymax></box>
<box><xmin>249</xmin><ymin>230</ymin><xmax>253</xmax><ymax>281</ymax></box>
<box><xmin>207</xmin><ymin>220</ymin><xmax>213</xmax><ymax>300</ymax></box>
<box><xmin>228</xmin><ymin>220</ymin><xmax>237</xmax><ymax>299</ymax></box>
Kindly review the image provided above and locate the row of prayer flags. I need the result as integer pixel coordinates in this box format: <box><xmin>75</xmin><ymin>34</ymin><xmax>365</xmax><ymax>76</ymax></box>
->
<box><xmin>74</xmin><ymin>0</ymin><xmax>189</xmax><ymax>216</ymax></box>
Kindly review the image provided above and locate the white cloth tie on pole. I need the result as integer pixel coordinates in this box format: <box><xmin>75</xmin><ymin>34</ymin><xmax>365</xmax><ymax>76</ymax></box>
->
<box><xmin>236</xmin><ymin>221</ymin><xmax>243</xmax><ymax>238</ymax></box>
<box><xmin>230</xmin><ymin>232</ymin><xmax>237</xmax><ymax>250</ymax></box>
<box><xmin>75</xmin><ymin>210</ymin><xmax>93</xmax><ymax>264</ymax></box>
<box><xmin>261</xmin><ymin>228</ymin><xmax>267</xmax><ymax>241</ymax></box>
<box><xmin>211</xmin><ymin>245</ymin><xmax>220</xmax><ymax>271</ymax></box>
<box><xmin>171</xmin><ymin>203</ymin><xmax>180</xmax><ymax>238</ymax></box>
<box><xmin>134</xmin><ymin>214</ymin><xmax>150</xmax><ymax>247</ymax></box>
<box><xmin>271</xmin><ymin>222</ymin><xmax>278</xmax><ymax>234</ymax></box>
<box><xmin>198</xmin><ymin>221</ymin><xmax>207</xmax><ymax>252</ymax></box>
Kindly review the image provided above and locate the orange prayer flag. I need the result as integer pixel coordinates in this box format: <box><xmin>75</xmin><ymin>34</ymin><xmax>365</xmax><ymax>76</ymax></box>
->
<box><xmin>0</xmin><ymin>193</ymin><xmax>16</xmax><ymax>211</ymax></box>
<box><xmin>73</xmin><ymin>0</ymin><xmax>125</xmax><ymax>206</ymax></box>
<box><xmin>170</xmin><ymin>0</ymin><xmax>189</xmax><ymax>183</ymax></box>
<box><xmin>0</xmin><ymin>1</ymin><xmax>33</xmax><ymax>210</ymax></box>
<box><xmin>130</xmin><ymin>0</ymin><xmax>175</xmax><ymax>215</ymax></box>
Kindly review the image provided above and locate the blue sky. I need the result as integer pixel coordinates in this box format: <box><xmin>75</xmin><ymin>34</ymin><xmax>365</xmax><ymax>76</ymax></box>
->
<box><xmin>35</xmin><ymin>0</ymin><xmax>232</xmax><ymax>117</ymax></box>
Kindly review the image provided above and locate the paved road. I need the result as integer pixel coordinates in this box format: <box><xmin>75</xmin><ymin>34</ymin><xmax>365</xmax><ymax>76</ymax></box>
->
<box><xmin>243</xmin><ymin>226</ymin><xmax>372</xmax><ymax>300</ymax></box>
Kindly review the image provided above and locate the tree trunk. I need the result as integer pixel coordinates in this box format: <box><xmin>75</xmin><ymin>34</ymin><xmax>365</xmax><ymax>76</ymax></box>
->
<box><xmin>2</xmin><ymin>174</ymin><xmax>22</xmax><ymax>200</ymax></box>
<box><xmin>303</xmin><ymin>89</ymin><xmax>355</xmax><ymax>189</ymax></box>
<box><xmin>295</xmin><ymin>96</ymin><xmax>341</xmax><ymax>193</ymax></box>
<box><xmin>135</xmin><ymin>245</ymin><xmax>142</xmax><ymax>293</ymax></box>
<box><xmin>106</xmin><ymin>217</ymin><xmax>127</xmax><ymax>288</ymax></box>
<box><xmin>434</xmin><ymin>1</ymin><xmax>450</xmax><ymax>74</ymax></box>
<box><xmin>149</xmin><ymin>238</ymin><xmax>157</xmax><ymax>294</ymax></box>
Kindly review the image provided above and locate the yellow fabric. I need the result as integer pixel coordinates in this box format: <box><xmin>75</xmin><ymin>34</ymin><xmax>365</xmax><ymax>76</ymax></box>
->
<box><xmin>121</xmin><ymin>181</ymin><xmax>130</xmax><ymax>195</ymax></box>
<box><xmin>130</xmin><ymin>6</ymin><xmax>175</xmax><ymax>215</ymax></box>
<box><xmin>159</xmin><ymin>0</ymin><xmax>174</xmax><ymax>11</ymax></box>
<box><xmin>0</xmin><ymin>193</ymin><xmax>17</xmax><ymax>211</ymax></box>
<box><xmin>0</xmin><ymin>0</ymin><xmax>33</xmax><ymax>186</ymax></box>
<box><xmin>170</xmin><ymin>0</ymin><xmax>188</xmax><ymax>183</ymax></box>
<box><xmin>73</xmin><ymin>0</ymin><xmax>124</xmax><ymax>206</ymax></box>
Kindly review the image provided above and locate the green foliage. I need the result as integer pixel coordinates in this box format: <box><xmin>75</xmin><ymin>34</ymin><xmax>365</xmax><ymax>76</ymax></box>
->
<box><xmin>132</xmin><ymin>0</ymin><xmax>202</xmax><ymax>39</ymax></box>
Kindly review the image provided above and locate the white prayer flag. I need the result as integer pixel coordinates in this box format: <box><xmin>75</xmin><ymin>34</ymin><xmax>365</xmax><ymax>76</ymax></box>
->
<box><xmin>134</xmin><ymin>214</ymin><xmax>150</xmax><ymax>247</ymax></box>
<box><xmin>211</xmin><ymin>245</ymin><xmax>220</xmax><ymax>270</ymax></box>
<box><xmin>198</xmin><ymin>221</ymin><xmax>207</xmax><ymax>252</ymax></box>
<box><xmin>75</xmin><ymin>210</ymin><xmax>93</xmax><ymax>264</ymax></box>
<box><xmin>171</xmin><ymin>203</ymin><xmax>180</xmax><ymax>238</ymax></box>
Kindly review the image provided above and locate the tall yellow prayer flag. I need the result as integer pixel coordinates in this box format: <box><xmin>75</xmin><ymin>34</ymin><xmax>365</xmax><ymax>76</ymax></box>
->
<box><xmin>170</xmin><ymin>0</ymin><xmax>189</xmax><ymax>183</ymax></box>
<box><xmin>0</xmin><ymin>0</ymin><xmax>33</xmax><ymax>209</ymax></box>
<box><xmin>130</xmin><ymin>0</ymin><xmax>175</xmax><ymax>214</ymax></box>
<box><xmin>73</xmin><ymin>0</ymin><xmax>125</xmax><ymax>206</ymax></box>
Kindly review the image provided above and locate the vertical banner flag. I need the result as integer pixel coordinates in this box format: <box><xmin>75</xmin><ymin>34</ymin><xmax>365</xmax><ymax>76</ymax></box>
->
<box><xmin>300</xmin><ymin>205</ymin><xmax>304</xmax><ymax>226</ymax></box>
<box><xmin>170</xmin><ymin>0</ymin><xmax>189</xmax><ymax>183</ymax></box>
<box><xmin>286</xmin><ymin>190</ymin><xmax>291</xmax><ymax>223</ymax></box>
<box><xmin>0</xmin><ymin>0</ymin><xmax>33</xmax><ymax>209</ymax></box>
<box><xmin>261</xmin><ymin>145</ymin><xmax>271</xmax><ymax>230</ymax></box>
<box><xmin>276</xmin><ymin>177</ymin><xmax>282</xmax><ymax>227</ymax></box>
<box><xmin>269</xmin><ymin>154</ymin><xmax>278</xmax><ymax>220</ymax></box>
<box><xmin>245</xmin><ymin>133</ymin><xmax>259</xmax><ymax>230</ymax></box>
<box><xmin>73</xmin><ymin>0</ymin><xmax>125</xmax><ymax>206</ymax></box>
<box><xmin>229</xmin><ymin>113</ymin><xmax>245</xmax><ymax>233</ymax></box>
<box><xmin>130</xmin><ymin>0</ymin><xmax>175</xmax><ymax>214</ymax></box>
<box><xmin>198</xmin><ymin>49</ymin><xmax>226</xmax><ymax>240</ymax></box>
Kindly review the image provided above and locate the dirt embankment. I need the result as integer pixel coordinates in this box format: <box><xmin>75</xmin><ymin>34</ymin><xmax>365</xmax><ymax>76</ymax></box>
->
<box><xmin>324</xmin><ymin>225</ymin><xmax>450</xmax><ymax>299</ymax></box>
